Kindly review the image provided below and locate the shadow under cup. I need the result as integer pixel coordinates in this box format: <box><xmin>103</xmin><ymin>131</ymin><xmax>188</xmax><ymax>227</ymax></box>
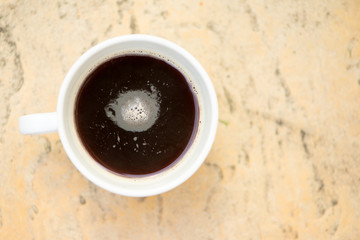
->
<box><xmin>58</xmin><ymin>35</ymin><xmax>218</xmax><ymax>197</ymax></box>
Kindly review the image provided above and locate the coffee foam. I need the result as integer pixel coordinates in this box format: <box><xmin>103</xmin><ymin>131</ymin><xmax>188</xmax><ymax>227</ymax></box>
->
<box><xmin>104</xmin><ymin>85</ymin><xmax>160</xmax><ymax>132</ymax></box>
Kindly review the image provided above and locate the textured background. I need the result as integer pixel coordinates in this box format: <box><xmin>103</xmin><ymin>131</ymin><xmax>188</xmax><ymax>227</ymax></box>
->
<box><xmin>1</xmin><ymin>0</ymin><xmax>360</xmax><ymax>239</ymax></box>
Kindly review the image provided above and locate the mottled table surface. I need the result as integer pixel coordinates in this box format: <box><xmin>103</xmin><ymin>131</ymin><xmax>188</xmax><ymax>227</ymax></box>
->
<box><xmin>1</xmin><ymin>0</ymin><xmax>360</xmax><ymax>239</ymax></box>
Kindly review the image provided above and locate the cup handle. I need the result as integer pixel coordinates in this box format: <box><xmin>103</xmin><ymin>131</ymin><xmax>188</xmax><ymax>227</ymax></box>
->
<box><xmin>19</xmin><ymin>112</ymin><xmax>58</xmax><ymax>134</ymax></box>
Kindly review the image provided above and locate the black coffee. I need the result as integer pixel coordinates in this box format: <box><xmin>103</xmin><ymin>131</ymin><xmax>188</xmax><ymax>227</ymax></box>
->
<box><xmin>74</xmin><ymin>54</ymin><xmax>198</xmax><ymax>176</ymax></box>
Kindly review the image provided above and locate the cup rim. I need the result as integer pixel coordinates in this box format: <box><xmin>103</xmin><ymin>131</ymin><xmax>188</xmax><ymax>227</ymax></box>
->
<box><xmin>57</xmin><ymin>34</ymin><xmax>218</xmax><ymax>197</ymax></box>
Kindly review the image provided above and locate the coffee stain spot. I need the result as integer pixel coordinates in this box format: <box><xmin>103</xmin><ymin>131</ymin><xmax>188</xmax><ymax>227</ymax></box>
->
<box><xmin>246</xmin><ymin>75</ymin><xmax>257</xmax><ymax>92</ymax></box>
<box><xmin>57</xmin><ymin>1</ymin><xmax>78</xmax><ymax>19</ymax></box>
<box><xmin>328</xmin><ymin>222</ymin><xmax>339</xmax><ymax>235</ymax></box>
<box><xmin>160</xmin><ymin>11</ymin><xmax>168</xmax><ymax>19</ymax></box>
<box><xmin>35</xmin><ymin>136</ymin><xmax>51</xmax><ymax>165</ymax></box>
<box><xmin>205</xmin><ymin>162</ymin><xmax>224</xmax><ymax>180</ymax></box>
<box><xmin>130</xmin><ymin>15</ymin><xmax>139</xmax><ymax>34</ymax></box>
<box><xmin>311</xmin><ymin>165</ymin><xmax>329</xmax><ymax>217</ymax></box>
<box><xmin>42</xmin><ymin>136</ymin><xmax>52</xmax><ymax>154</ymax></box>
<box><xmin>206</xmin><ymin>21</ymin><xmax>224</xmax><ymax>42</ymax></box>
<box><xmin>88</xmin><ymin>183</ymin><xmax>107</xmax><ymax>220</ymax></box>
<box><xmin>312</xmin><ymin>165</ymin><xmax>324</xmax><ymax>192</ymax></box>
<box><xmin>281</xmin><ymin>225</ymin><xmax>299</xmax><ymax>239</ymax></box>
<box><xmin>0</xmin><ymin>23</ymin><xmax>24</xmax><ymax>141</ymax></box>
<box><xmin>105</xmin><ymin>24</ymin><xmax>113</xmax><ymax>35</ymax></box>
<box><xmin>204</xmin><ymin>188</ymin><xmax>216</xmax><ymax>212</ymax></box>
<box><xmin>228</xmin><ymin>165</ymin><xmax>236</xmax><ymax>178</ymax></box>
<box><xmin>245</xmin><ymin>4</ymin><xmax>259</xmax><ymax>32</ymax></box>
<box><xmin>275</xmin><ymin>118</ymin><xmax>284</xmax><ymax>126</ymax></box>
<box><xmin>0</xmin><ymin>105</ymin><xmax>10</xmax><ymax>141</ymax></box>
<box><xmin>79</xmin><ymin>195</ymin><xmax>86</xmax><ymax>205</ymax></box>
<box><xmin>300</xmin><ymin>129</ymin><xmax>311</xmax><ymax>158</ymax></box>
<box><xmin>275</xmin><ymin>67</ymin><xmax>292</xmax><ymax>100</ymax></box>
<box><xmin>223</xmin><ymin>86</ymin><xmax>235</xmax><ymax>113</ymax></box>
<box><xmin>32</xmin><ymin>205</ymin><xmax>39</xmax><ymax>214</ymax></box>
<box><xmin>245</xmin><ymin>109</ymin><xmax>294</xmax><ymax>131</ymax></box>
<box><xmin>290</xmin><ymin>9</ymin><xmax>308</xmax><ymax>29</ymax></box>
<box><xmin>28</xmin><ymin>205</ymin><xmax>38</xmax><ymax>220</ymax></box>
<box><xmin>264</xmin><ymin>175</ymin><xmax>273</xmax><ymax>212</ymax></box>
<box><xmin>88</xmin><ymin>182</ymin><xmax>98</xmax><ymax>193</ymax></box>
<box><xmin>331</xmin><ymin>198</ymin><xmax>338</xmax><ymax>206</ymax></box>
<box><xmin>206</xmin><ymin>21</ymin><xmax>218</xmax><ymax>34</ymax></box>
<box><xmin>317</xmin><ymin>202</ymin><xmax>326</xmax><ymax>217</ymax></box>
<box><xmin>237</xmin><ymin>149</ymin><xmax>250</xmax><ymax>166</ymax></box>
<box><xmin>116</xmin><ymin>0</ymin><xmax>132</xmax><ymax>24</ymax></box>
<box><xmin>90</xmin><ymin>38</ymin><xmax>98</xmax><ymax>47</ymax></box>
<box><xmin>347</xmin><ymin>37</ymin><xmax>357</xmax><ymax>58</ymax></box>
<box><xmin>258</xmin><ymin>126</ymin><xmax>267</xmax><ymax>165</ymax></box>
<box><xmin>138</xmin><ymin>197</ymin><xmax>146</xmax><ymax>202</ymax></box>
<box><xmin>346</xmin><ymin>38</ymin><xmax>360</xmax><ymax>71</ymax></box>
<box><xmin>23</xmin><ymin>137</ymin><xmax>53</xmax><ymax>199</ymax></box>
<box><xmin>57</xmin><ymin>2</ymin><xmax>67</xmax><ymax>19</ymax></box>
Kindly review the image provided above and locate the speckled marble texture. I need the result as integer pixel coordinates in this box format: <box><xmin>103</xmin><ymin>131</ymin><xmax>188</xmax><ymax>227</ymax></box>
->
<box><xmin>1</xmin><ymin>0</ymin><xmax>360</xmax><ymax>239</ymax></box>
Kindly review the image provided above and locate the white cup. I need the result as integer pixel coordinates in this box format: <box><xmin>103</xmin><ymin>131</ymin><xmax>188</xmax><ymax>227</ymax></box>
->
<box><xmin>19</xmin><ymin>35</ymin><xmax>218</xmax><ymax>197</ymax></box>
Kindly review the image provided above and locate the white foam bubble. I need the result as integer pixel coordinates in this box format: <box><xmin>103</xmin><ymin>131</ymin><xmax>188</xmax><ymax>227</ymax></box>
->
<box><xmin>105</xmin><ymin>87</ymin><xmax>160</xmax><ymax>132</ymax></box>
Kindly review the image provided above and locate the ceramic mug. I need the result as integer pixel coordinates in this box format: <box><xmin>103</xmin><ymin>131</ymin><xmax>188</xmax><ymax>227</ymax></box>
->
<box><xmin>19</xmin><ymin>35</ymin><xmax>218</xmax><ymax>197</ymax></box>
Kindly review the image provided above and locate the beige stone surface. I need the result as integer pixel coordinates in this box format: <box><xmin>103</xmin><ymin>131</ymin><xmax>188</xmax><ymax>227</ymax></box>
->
<box><xmin>1</xmin><ymin>0</ymin><xmax>360</xmax><ymax>239</ymax></box>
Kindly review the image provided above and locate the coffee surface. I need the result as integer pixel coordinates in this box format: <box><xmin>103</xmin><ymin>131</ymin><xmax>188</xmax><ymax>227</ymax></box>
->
<box><xmin>75</xmin><ymin>54</ymin><xmax>198</xmax><ymax>176</ymax></box>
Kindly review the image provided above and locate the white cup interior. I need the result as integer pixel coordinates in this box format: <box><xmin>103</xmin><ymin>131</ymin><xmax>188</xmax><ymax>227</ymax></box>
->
<box><xmin>57</xmin><ymin>35</ymin><xmax>218</xmax><ymax>197</ymax></box>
